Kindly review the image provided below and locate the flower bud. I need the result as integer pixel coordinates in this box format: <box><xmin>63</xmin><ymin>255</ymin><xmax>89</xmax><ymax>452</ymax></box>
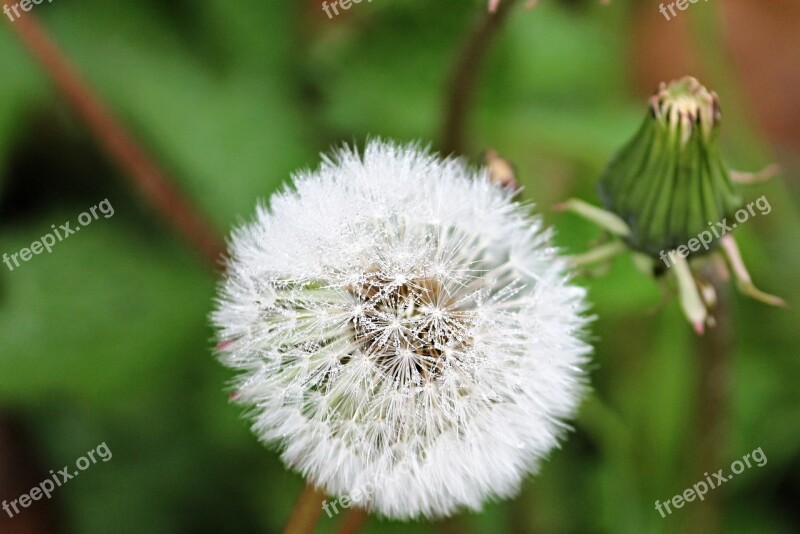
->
<box><xmin>598</xmin><ymin>77</ymin><xmax>742</xmax><ymax>258</ymax></box>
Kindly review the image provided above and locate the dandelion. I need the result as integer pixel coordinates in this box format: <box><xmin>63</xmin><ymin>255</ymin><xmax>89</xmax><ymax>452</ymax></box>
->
<box><xmin>212</xmin><ymin>140</ymin><xmax>592</xmax><ymax>519</ymax></box>
<box><xmin>559</xmin><ymin>77</ymin><xmax>784</xmax><ymax>333</ymax></box>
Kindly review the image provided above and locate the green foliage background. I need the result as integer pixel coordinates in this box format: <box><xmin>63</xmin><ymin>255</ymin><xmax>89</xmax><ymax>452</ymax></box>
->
<box><xmin>0</xmin><ymin>0</ymin><xmax>797</xmax><ymax>532</ymax></box>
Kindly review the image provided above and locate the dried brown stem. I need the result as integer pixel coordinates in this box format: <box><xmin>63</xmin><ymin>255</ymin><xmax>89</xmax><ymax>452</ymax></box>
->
<box><xmin>690</xmin><ymin>262</ymin><xmax>733</xmax><ymax>531</ymax></box>
<box><xmin>440</xmin><ymin>0</ymin><xmax>518</xmax><ymax>156</ymax></box>
<box><xmin>283</xmin><ymin>483</ymin><xmax>327</xmax><ymax>534</ymax></box>
<box><xmin>8</xmin><ymin>13</ymin><xmax>225</xmax><ymax>267</ymax></box>
<box><xmin>336</xmin><ymin>507</ymin><xmax>369</xmax><ymax>534</ymax></box>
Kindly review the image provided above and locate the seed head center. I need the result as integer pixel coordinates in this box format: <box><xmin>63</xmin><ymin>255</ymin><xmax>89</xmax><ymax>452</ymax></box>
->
<box><xmin>349</xmin><ymin>274</ymin><xmax>470</xmax><ymax>383</ymax></box>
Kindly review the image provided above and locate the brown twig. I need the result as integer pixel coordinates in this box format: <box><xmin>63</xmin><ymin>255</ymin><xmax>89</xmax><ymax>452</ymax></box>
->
<box><xmin>337</xmin><ymin>507</ymin><xmax>368</xmax><ymax>534</ymax></box>
<box><xmin>283</xmin><ymin>483</ymin><xmax>327</xmax><ymax>534</ymax></box>
<box><xmin>7</xmin><ymin>13</ymin><xmax>226</xmax><ymax>267</ymax></box>
<box><xmin>440</xmin><ymin>0</ymin><xmax>519</xmax><ymax>156</ymax></box>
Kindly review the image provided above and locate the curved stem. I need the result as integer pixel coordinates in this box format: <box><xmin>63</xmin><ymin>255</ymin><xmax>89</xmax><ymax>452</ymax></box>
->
<box><xmin>7</xmin><ymin>13</ymin><xmax>226</xmax><ymax>267</ymax></box>
<box><xmin>283</xmin><ymin>483</ymin><xmax>327</xmax><ymax>534</ymax></box>
<box><xmin>440</xmin><ymin>0</ymin><xmax>519</xmax><ymax>156</ymax></box>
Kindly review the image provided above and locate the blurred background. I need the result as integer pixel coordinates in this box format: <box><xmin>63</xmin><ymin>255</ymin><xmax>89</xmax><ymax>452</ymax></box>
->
<box><xmin>0</xmin><ymin>0</ymin><xmax>798</xmax><ymax>532</ymax></box>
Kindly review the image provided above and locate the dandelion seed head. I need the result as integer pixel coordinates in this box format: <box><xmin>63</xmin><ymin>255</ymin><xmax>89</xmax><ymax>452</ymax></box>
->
<box><xmin>212</xmin><ymin>140</ymin><xmax>592</xmax><ymax>519</ymax></box>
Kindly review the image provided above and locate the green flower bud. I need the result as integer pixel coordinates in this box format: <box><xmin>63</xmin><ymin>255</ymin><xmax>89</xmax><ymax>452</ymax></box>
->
<box><xmin>598</xmin><ymin>77</ymin><xmax>742</xmax><ymax>258</ymax></box>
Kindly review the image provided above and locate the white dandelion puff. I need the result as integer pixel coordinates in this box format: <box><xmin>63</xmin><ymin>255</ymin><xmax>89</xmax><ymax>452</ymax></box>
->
<box><xmin>212</xmin><ymin>140</ymin><xmax>592</xmax><ymax>520</ymax></box>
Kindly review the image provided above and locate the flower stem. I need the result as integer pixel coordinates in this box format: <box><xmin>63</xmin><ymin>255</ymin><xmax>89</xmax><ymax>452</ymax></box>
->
<box><xmin>691</xmin><ymin>262</ymin><xmax>733</xmax><ymax>532</ymax></box>
<box><xmin>569</xmin><ymin>240</ymin><xmax>627</xmax><ymax>268</ymax></box>
<box><xmin>283</xmin><ymin>483</ymin><xmax>326</xmax><ymax>534</ymax></box>
<box><xmin>337</xmin><ymin>507</ymin><xmax>368</xmax><ymax>534</ymax></box>
<box><xmin>440</xmin><ymin>0</ymin><xmax>518</xmax><ymax>155</ymax></box>
<box><xmin>7</xmin><ymin>13</ymin><xmax>226</xmax><ymax>267</ymax></box>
